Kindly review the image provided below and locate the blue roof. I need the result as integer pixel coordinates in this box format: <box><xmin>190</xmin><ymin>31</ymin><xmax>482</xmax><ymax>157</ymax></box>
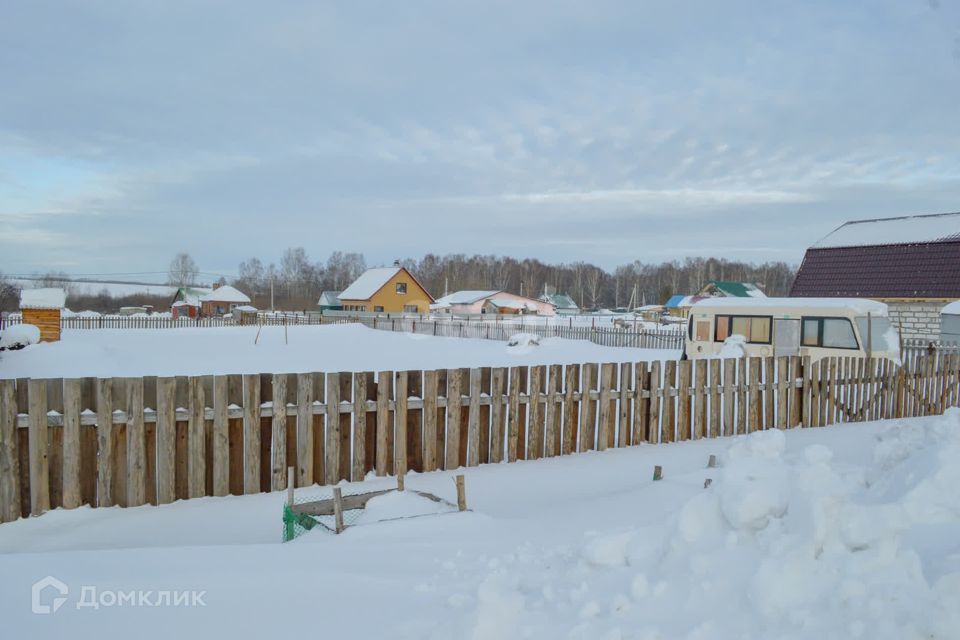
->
<box><xmin>664</xmin><ymin>295</ymin><xmax>687</xmax><ymax>308</ymax></box>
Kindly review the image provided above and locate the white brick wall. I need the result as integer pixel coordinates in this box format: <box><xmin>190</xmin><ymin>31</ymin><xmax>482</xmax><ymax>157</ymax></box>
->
<box><xmin>886</xmin><ymin>301</ymin><xmax>954</xmax><ymax>339</ymax></box>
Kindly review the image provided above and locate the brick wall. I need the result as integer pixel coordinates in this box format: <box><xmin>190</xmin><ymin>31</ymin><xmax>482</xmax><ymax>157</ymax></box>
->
<box><xmin>886</xmin><ymin>300</ymin><xmax>952</xmax><ymax>339</ymax></box>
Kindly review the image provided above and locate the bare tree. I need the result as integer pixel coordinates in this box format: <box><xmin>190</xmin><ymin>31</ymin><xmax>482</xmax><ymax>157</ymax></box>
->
<box><xmin>168</xmin><ymin>252</ymin><xmax>199</xmax><ymax>287</ymax></box>
<box><xmin>0</xmin><ymin>272</ymin><xmax>18</xmax><ymax>312</ymax></box>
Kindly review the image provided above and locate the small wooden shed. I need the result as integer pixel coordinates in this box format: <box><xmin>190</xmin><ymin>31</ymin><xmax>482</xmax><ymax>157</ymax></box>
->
<box><xmin>19</xmin><ymin>288</ymin><xmax>66</xmax><ymax>342</ymax></box>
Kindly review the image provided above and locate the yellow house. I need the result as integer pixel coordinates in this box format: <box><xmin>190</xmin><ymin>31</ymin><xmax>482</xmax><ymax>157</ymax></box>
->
<box><xmin>338</xmin><ymin>263</ymin><xmax>434</xmax><ymax>313</ymax></box>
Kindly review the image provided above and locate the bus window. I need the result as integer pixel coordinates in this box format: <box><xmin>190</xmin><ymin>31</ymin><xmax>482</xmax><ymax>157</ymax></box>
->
<box><xmin>822</xmin><ymin>318</ymin><xmax>858</xmax><ymax>349</ymax></box>
<box><xmin>714</xmin><ymin>315</ymin><xmax>772</xmax><ymax>344</ymax></box>
<box><xmin>801</xmin><ymin>317</ymin><xmax>859</xmax><ymax>349</ymax></box>
<box><xmin>695</xmin><ymin>320</ymin><xmax>710</xmax><ymax>341</ymax></box>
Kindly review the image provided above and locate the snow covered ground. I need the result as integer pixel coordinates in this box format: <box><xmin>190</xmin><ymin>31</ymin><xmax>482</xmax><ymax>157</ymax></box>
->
<box><xmin>0</xmin><ymin>324</ymin><xmax>679</xmax><ymax>378</ymax></box>
<box><xmin>2</xmin><ymin>413</ymin><xmax>958</xmax><ymax>638</ymax></box>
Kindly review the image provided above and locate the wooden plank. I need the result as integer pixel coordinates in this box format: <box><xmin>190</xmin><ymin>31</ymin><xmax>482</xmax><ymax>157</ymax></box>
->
<box><xmin>479</xmin><ymin>367</ymin><xmax>492</xmax><ymax>463</ymax></box>
<box><xmin>394</xmin><ymin>371</ymin><xmax>408</xmax><ymax>477</ymax></box>
<box><xmin>467</xmin><ymin>368</ymin><xmax>482</xmax><ymax>466</ymax></box>
<box><xmin>561</xmin><ymin>363</ymin><xmax>580</xmax><ymax>455</ymax></box>
<box><xmin>156</xmin><ymin>377</ymin><xmax>176</xmax><ymax>504</ymax></box>
<box><xmin>28</xmin><ymin>379</ymin><xmax>50</xmax><ymax>515</ymax></box>
<box><xmin>364</xmin><ymin>372</ymin><xmax>377</xmax><ymax>474</ymax></box>
<box><xmin>648</xmin><ymin>360</ymin><xmax>661</xmax><ymax>443</ymax></box>
<box><xmin>422</xmin><ymin>370</ymin><xmax>439</xmax><ymax>471</ymax></box>
<box><xmin>596</xmin><ymin>363</ymin><xmax>614</xmax><ymax>451</ymax></box>
<box><xmin>61</xmin><ymin>378</ymin><xmax>82</xmax><ymax>509</ymax></box>
<box><xmin>721</xmin><ymin>359</ymin><xmax>734</xmax><ymax>437</ymax></box>
<box><xmin>677</xmin><ymin>360</ymin><xmax>692</xmax><ymax>441</ymax></box>
<box><xmin>444</xmin><ymin>368</ymin><xmax>462</xmax><ymax>470</ymax></box>
<box><xmin>528</xmin><ymin>365</ymin><xmax>545</xmax><ymax>458</ymax></box>
<box><xmin>545</xmin><ymin>364</ymin><xmax>562</xmax><ymax>456</ymax></box>
<box><xmin>694</xmin><ymin>359</ymin><xmax>707</xmax><ymax>440</ymax></box>
<box><xmin>748</xmin><ymin>357</ymin><xmax>762</xmax><ymax>432</ymax></box>
<box><xmin>270</xmin><ymin>373</ymin><xmax>288</xmax><ymax>490</ymax></box>
<box><xmin>633</xmin><ymin>362</ymin><xmax>649</xmax><ymax>444</ymax></box>
<box><xmin>96</xmin><ymin>377</ymin><xmax>114</xmax><ymax>507</ymax></box>
<box><xmin>243</xmin><ymin>374</ymin><xmax>262</xmax><ymax>493</ymax></box>
<box><xmin>291</xmin><ymin>373</ymin><xmax>312</xmax><ymax>487</ymax></box>
<box><xmin>764</xmin><ymin>355</ymin><xmax>775</xmax><ymax>428</ymax></box>
<box><xmin>507</xmin><ymin>366</ymin><xmax>522</xmax><ymax>461</ymax></box>
<box><xmin>311</xmin><ymin>372</ymin><xmax>325</xmax><ymax>485</ymax></box>
<box><xmin>376</xmin><ymin>371</ymin><xmax>392</xmax><ymax>476</ymax></box>
<box><xmin>0</xmin><ymin>379</ymin><xmax>19</xmax><ymax>522</ymax></box>
<box><xmin>618</xmin><ymin>362</ymin><xmax>632</xmax><ymax>447</ymax></box>
<box><xmin>776</xmin><ymin>356</ymin><xmax>789</xmax><ymax>429</ymax></box>
<box><xmin>47</xmin><ymin>380</ymin><xmax>63</xmax><ymax>511</ymax></box>
<box><xmin>352</xmin><ymin>372</ymin><xmax>367</xmax><ymax>481</ymax></box>
<box><xmin>406</xmin><ymin>370</ymin><xmax>423</xmax><ymax>473</ymax></box>
<box><xmin>321</xmin><ymin>373</ymin><xmax>339</xmax><ymax>484</ymax></box>
<box><xmin>809</xmin><ymin>360</ymin><xmax>821</xmax><ymax>427</ymax></box>
<box><xmin>737</xmin><ymin>358</ymin><xmax>748</xmax><ymax>434</ymax></box>
<box><xmin>661</xmin><ymin>361</ymin><xmax>676</xmax><ymax>443</ymax></box>
<box><xmin>579</xmin><ymin>363</ymin><xmax>597</xmax><ymax>451</ymax></box>
<box><xmin>489</xmin><ymin>368</ymin><xmax>506</xmax><ymax>463</ymax></box>
<box><xmin>125</xmin><ymin>377</ymin><xmax>147</xmax><ymax>506</ymax></box>
<box><xmin>212</xmin><ymin>375</ymin><xmax>229</xmax><ymax>496</ymax></box>
<box><xmin>187</xmin><ymin>377</ymin><xmax>206</xmax><ymax>498</ymax></box>
<box><xmin>824</xmin><ymin>357</ymin><xmax>835</xmax><ymax>425</ymax></box>
<box><xmin>708</xmin><ymin>359</ymin><xmax>721</xmax><ymax>438</ymax></box>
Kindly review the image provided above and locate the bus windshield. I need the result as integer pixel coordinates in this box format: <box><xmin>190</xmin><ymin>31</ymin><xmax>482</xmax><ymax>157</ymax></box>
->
<box><xmin>855</xmin><ymin>316</ymin><xmax>897</xmax><ymax>353</ymax></box>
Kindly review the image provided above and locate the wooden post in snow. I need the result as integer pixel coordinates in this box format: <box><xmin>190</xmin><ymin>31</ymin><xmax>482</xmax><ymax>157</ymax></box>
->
<box><xmin>332</xmin><ymin>487</ymin><xmax>344</xmax><ymax>533</ymax></box>
<box><xmin>455</xmin><ymin>475</ymin><xmax>466</xmax><ymax>511</ymax></box>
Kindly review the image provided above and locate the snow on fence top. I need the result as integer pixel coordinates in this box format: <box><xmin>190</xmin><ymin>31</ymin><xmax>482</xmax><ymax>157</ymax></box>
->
<box><xmin>692</xmin><ymin>296</ymin><xmax>889</xmax><ymax>315</ymax></box>
<box><xmin>19</xmin><ymin>287</ymin><xmax>66</xmax><ymax>309</ymax></box>
<box><xmin>339</xmin><ymin>266</ymin><xmax>402</xmax><ymax>300</ymax></box>
<box><xmin>812</xmin><ymin>211</ymin><xmax>960</xmax><ymax>248</ymax></box>
<box><xmin>199</xmin><ymin>285</ymin><xmax>250</xmax><ymax>304</ymax></box>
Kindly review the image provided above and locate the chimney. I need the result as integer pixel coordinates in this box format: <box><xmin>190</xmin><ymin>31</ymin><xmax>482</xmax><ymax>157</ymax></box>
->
<box><xmin>393</xmin><ymin>259</ymin><xmax>401</xmax><ymax>267</ymax></box>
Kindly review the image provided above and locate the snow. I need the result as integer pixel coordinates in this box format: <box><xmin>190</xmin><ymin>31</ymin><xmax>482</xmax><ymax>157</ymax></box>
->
<box><xmin>692</xmin><ymin>296</ymin><xmax>889</xmax><ymax>315</ymax></box>
<box><xmin>2</xmin><ymin>414</ymin><xmax>958</xmax><ymax>638</ymax></box>
<box><xmin>0</xmin><ymin>324</ymin><xmax>677</xmax><ymax>378</ymax></box>
<box><xmin>716</xmin><ymin>334</ymin><xmax>747</xmax><ymax>358</ymax></box>
<box><xmin>18</xmin><ymin>287</ymin><xmax>66</xmax><ymax>309</ymax></box>
<box><xmin>198</xmin><ymin>285</ymin><xmax>250</xmax><ymax>304</ymax></box>
<box><xmin>813</xmin><ymin>212</ymin><xmax>960</xmax><ymax>248</ymax></box>
<box><xmin>339</xmin><ymin>266</ymin><xmax>402</xmax><ymax>300</ymax></box>
<box><xmin>233</xmin><ymin>305</ymin><xmax>258</xmax><ymax>312</ymax></box>
<box><xmin>942</xmin><ymin>300</ymin><xmax>960</xmax><ymax>315</ymax></box>
<box><xmin>0</xmin><ymin>324</ymin><xmax>40</xmax><ymax>350</ymax></box>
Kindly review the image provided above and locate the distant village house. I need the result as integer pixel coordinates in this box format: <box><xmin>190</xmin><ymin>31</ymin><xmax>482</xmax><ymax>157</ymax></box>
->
<box><xmin>338</xmin><ymin>262</ymin><xmax>433</xmax><ymax>313</ymax></box>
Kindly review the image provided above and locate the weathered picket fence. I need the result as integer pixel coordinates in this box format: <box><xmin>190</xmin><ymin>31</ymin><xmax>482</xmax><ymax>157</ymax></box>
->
<box><xmin>2</xmin><ymin>352</ymin><xmax>958</xmax><ymax>524</ymax></box>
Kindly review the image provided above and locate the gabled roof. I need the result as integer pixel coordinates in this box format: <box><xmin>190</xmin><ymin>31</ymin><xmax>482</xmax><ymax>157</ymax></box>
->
<box><xmin>199</xmin><ymin>285</ymin><xmax>250</xmax><ymax>304</ymax></box>
<box><xmin>541</xmin><ymin>292</ymin><xmax>578</xmax><ymax>309</ymax></box>
<box><xmin>173</xmin><ymin>286</ymin><xmax>213</xmax><ymax>306</ymax></box>
<box><xmin>704</xmin><ymin>281</ymin><xmax>766</xmax><ymax>297</ymax></box>
<box><xmin>317</xmin><ymin>290</ymin><xmax>342</xmax><ymax>306</ymax></box>
<box><xmin>791</xmin><ymin>241</ymin><xmax>960</xmax><ymax>298</ymax></box>
<box><xmin>813</xmin><ymin>211</ymin><xmax>960</xmax><ymax>249</ymax></box>
<box><xmin>20</xmin><ymin>287</ymin><xmax>66</xmax><ymax>309</ymax></box>
<box><xmin>339</xmin><ymin>266</ymin><xmax>434</xmax><ymax>302</ymax></box>
<box><xmin>433</xmin><ymin>290</ymin><xmax>501</xmax><ymax>305</ymax></box>
<box><xmin>664</xmin><ymin>295</ymin><xmax>687</xmax><ymax>308</ymax></box>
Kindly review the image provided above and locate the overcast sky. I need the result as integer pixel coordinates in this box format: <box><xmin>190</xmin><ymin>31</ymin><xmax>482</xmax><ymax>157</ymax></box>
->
<box><xmin>3</xmin><ymin>1</ymin><xmax>960</xmax><ymax>278</ymax></box>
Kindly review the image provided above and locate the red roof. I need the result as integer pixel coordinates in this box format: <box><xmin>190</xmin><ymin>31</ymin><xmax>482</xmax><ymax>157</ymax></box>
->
<box><xmin>790</xmin><ymin>240</ymin><xmax>960</xmax><ymax>299</ymax></box>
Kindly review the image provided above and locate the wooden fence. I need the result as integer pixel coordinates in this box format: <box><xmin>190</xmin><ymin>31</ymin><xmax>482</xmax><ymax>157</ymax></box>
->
<box><xmin>2</xmin><ymin>352</ymin><xmax>958</xmax><ymax>524</ymax></box>
<box><xmin>0</xmin><ymin>313</ymin><xmax>685</xmax><ymax>350</ymax></box>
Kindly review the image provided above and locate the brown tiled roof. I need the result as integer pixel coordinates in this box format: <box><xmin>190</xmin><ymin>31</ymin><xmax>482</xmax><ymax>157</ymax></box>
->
<box><xmin>790</xmin><ymin>240</ymin><xmax>960</xmax><ymax>299</ymax></box>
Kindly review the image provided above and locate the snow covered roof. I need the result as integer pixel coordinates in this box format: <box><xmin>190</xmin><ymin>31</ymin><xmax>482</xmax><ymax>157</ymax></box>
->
<box><xmin>942</xmin><ymin>300</ymin><xmax>960</xmax><ymax>315</ymax></box>
<box><xmin>703</xmin><ymin>281</ymin><xmax>766</xmax><ymax>298</ymax></box>
<box><xmin>692</xmin><ymin>297</ymin><xmax>889</xmax><ymax>315</ymax></box>
<box><xmin>541</xmin><ymin>292</ymin><xmax>578</xmax><ymax>309</ymax></box>
<box><xmin>434</xmin><ymin>290</ymin><xmax>501</xmax><ymax>305</ymax></box>
<box><xmin>317</xmin><ymin>290</ymin><xmax>342</xmax><ymax>306</ymax></box>
<box><xmin>174</xmin><ymin>287</ymin><xmax>213</xmax><ymax>306</ymax></box>
<box><xmin>813</xmin><ymin>212</ymin><xmax>960</xmax><ymax>249</ymax></box>
<box><xmin>339</xmin><ymin>267</ymin><xmax>402</xmax><ymax>300</ymax></box>
<box><xmin>199</xmin><ymin>285</ymin><xmax>250</xmax><ymax>304</ymax></box>
<box><xmin>234</xmin><ymin>305</ymin><xmax>258</xmax><ymax>312</ymax></box>
<box><xmin>19</xmin><ymin>287</ymin><xmax>66</xmax><ymax>309</ymax></box>
<box><xmin>486</xmin><ymin>298</ymin><xmax>539</xmax><ymax>311</ymax></box>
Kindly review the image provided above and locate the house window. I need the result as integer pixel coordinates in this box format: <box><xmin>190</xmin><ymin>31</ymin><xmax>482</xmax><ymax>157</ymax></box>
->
<box><xmin>396</xmin><ymin>283</ymin><xmax>407</xmax><ymax>294</ymax></box>
<box><xmin>403</xmin><ymin>305</ymin><xmax>418</xmax><ymax>313</ymax></box>
<box><xmin>801</xmin><ymin>317</ymin><xmax>859</xmax><ymax>349</ymax></box>
<box><xmin>714</xmin><ymin>315</ymin><xmax>772</xmax><ymax>344</ymax></box>
<box><xmin>374</xmin><ymin>306</ymin><xmax>385</xmax><ymax>312</ymax></box>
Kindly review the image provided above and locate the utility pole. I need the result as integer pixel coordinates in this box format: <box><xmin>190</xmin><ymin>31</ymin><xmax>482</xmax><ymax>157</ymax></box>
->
<box><xmin>270</xmin><ymin>275</ymin><xmax>275</xmax><ymax>313</ymax></box>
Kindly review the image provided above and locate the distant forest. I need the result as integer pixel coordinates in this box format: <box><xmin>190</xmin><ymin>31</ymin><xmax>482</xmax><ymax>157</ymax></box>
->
<box><xmin>1</xmin><ymin>250</ymin><xmax>797</xmax><ymax>313</ymax></box>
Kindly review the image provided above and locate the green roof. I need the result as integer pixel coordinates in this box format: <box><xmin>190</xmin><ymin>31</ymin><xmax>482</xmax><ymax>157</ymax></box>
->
<box><xmin>704</xmin><ymin>281</ymin><xmax>764</xmax><ymax>297</ymax></box>
<box><xmin>541</xmin><ymin>292</ymin><xmax>578</xmax><ymax>309</ymax></box>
